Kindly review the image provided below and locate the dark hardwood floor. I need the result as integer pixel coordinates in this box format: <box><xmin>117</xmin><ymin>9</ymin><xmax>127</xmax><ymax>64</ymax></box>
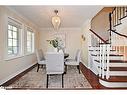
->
<box><xmin>1</xmin><ymin>62</ymin><xmax>127</xmax><ymax>89</ymax></box>
<box><xmin>80</xmin><ymin>63</ymin><xmax>106</xmax><ymax>89</ymax></box>
<box><xmin>80</xmin><ymin>62</ymin><xmax>127</xmax><ymax>89</ymax></box>
<box><xmin>1</xmin><ymin>64</ymin><xmax>37</xmax><ymax>87</ymax></box>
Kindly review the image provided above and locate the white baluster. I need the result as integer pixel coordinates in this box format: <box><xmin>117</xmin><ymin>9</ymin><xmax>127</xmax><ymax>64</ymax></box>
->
<box><xmin>106</xmin><ymin>44</ymin><xmax>110</xmax><ymax>79</ymax></box>
<box><xmin>104</xmin><ymin>44</ymin><xmax>107</xmax><ymax>70</ymax></box>
<box><xmin>99</xmin><ymin>42</ymin><xmax>102</xmax><ymax>77</ymax></box>
<box><xmin>102</xmin><ymin>44</ymin><xmax>105</xmax><ymax>79</ymax></box>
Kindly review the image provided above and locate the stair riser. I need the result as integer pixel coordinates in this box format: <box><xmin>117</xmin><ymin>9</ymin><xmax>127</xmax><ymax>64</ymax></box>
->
<box><xmin>109</xmin><ymin>63</ymin><xmax>127</xmax><ymax>67</ymax></box>
<box><xmin>90</xmin><ymin>51</ymin><xmax>118</xmax><ymax>55</ymax></box>
<box><xmin>99</xmin><ymin>79</ymin><xmax>127</xmax><ymax>88</ymax></box>
<box><xmin>93</xmin><ymin>56</ymin><xmax>123</xmax><ymax>60</ymax></box>
<box><xmin>94</xmin><ymin>61</ymin><xmax>127</xmax><ymax>67</ymax></box>
<box><xmin>109</xmin><ymin>71</ymin><xmax>127</xmax><ymax>76</ymax></box>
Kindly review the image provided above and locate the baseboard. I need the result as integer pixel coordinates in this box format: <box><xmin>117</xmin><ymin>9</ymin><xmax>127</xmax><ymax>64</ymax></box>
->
<box><xmin>80</xmin><ymin>60</ymin><xmax>89</xmax><ymax>69</ymax></box>
<box><xmin>0</xmin><ymin>62</ymin><xmax>37</xmax><ymax>86</ymax></box>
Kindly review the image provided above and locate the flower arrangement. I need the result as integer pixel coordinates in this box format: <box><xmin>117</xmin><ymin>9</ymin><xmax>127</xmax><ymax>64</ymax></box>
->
<box><xmin>47</xmin><ymin>37</ymin><xmax>64</xmax><ymax>52</ymax></box>
<box><xmin>47</xmin><ymin>38</ymin><xmax>58</xmax><ymax>48</ymax></box>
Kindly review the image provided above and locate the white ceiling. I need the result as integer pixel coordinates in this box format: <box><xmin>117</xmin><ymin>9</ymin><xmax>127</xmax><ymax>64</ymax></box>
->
<box><xmin>9</xmin><ymin>6</ymin><xmax>103</xmax><ymax>28</ymax></box>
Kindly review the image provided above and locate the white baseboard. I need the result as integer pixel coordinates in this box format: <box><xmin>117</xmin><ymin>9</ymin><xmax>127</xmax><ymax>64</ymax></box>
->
<box><xmin>0</xmin><ymin>61</ymin><xmax>37</xmax><ymax>85</ymax></box>
<box><xmin>80</xmin><ymin>60</ymin><xmax>98</xmax><ymax>75</ymax></box>
<box><xmin>80</xmin><ymin>60</ymin><xmax>89</xmax><ymax>69</ymax></box>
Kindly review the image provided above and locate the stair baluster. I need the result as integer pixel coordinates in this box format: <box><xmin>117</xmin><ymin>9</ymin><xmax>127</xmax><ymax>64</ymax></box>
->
<box><xmin>106</xmin><ymin>44</ymin><xmax>110</xmax><ymax>79</ymax></box>
<box><xmin>102</xmin><ymin>44</ymin><xmax>105</xmax><ymax>79</ymax></box>
<box><xmin>99</xmin><ymin>40</ymin><xmax>102</xmax><ymax>77</ymax></box>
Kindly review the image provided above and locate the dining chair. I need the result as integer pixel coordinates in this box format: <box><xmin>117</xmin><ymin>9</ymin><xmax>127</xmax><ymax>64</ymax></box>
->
<box><xmin>46</xmin><ymin>52</ymin><xmax>64</xmax><ymax>88</ymax></box>
<box><xmin>65</xmin><ymin>49</ymin><xmax>81</xmax><ymax>74</ymax></box>
<box><xmin>36</xmin><ymin>49</ymin><xmax>46</xmax><ymax>72</ymax></box>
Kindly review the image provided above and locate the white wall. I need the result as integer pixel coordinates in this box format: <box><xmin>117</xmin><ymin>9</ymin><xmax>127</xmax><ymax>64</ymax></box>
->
<box><xmin>39</xmin><ymin>28</ymin><xmax>82</xmax><ymax>59</ymax></box>
<box><xmin>81</xmin><ymin>20</ymin><xmax>91</xmax><ymax>67</ymax></box>
<box><xmin>91</xmin><ymin>9</ymin><xmax>110</xmax><ymax>41</ymax></box>
<box><xmin>0</xmin><ymin>6</ymin><xmax>39</xmax><ymax>85</ymax></box>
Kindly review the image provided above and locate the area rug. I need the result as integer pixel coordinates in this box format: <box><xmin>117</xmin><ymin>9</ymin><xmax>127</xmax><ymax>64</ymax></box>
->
<box><xmin>6</xmin><ymin>66</ymin><xmax>92</xmax><ymax>89</ymax></box>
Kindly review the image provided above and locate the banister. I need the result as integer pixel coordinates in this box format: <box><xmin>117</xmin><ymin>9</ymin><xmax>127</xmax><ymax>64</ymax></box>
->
<box><xmin>110</xmin><ymin>29</ymin><xmax>127</xmax><ymax>38</ymax></box>
<box><xmin>89</xmin><ymin>29</ymin><xmax>108</xmax><ymax>44</ymax></box>
<box><xmin>111</xmin><ymin>7</ymin><xmax>116</xmax><ymax>14</ymax></box>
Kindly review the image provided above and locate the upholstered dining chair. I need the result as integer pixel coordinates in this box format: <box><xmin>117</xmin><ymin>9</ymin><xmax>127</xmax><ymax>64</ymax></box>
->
<box><xmin>65</xmin><ymin>49</ymin><xmax>81</xmax><ymax>74</ymax></box>
<box><xmin>36</xmin><ymin>49</ymin><xmax>46</xmax><ymax>72</ymax></box>
<box><xmin>46</xmin><ymin>52</ymin><xmax>64</xmax><ymax>88</ymax></box>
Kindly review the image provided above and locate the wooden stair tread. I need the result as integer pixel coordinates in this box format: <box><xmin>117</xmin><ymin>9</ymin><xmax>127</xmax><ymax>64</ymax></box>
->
<box><xmin>95</xmin><ymin>60</ymin><xmax>127</xmax><ymax>63</ymax></box>
<box><xmin>109</xmin><ymin>54</ymin><xmax>123</xmax><ymax>56</ymax></box>
<box><xmin>110</xmin><ymin>60</ymin><xmax>127</xmax><ymax>63</ymax></box>
<box><xmin>89</xmin><ymin>49</ymin><xmax>116</xmax><ymax>51</ymax></box>
<box><xmin>99</xmin><ymin>43</ymin><xmax>111</xmax><ymax>44</ymax></box>
<box><xmin>110</xmin><ymin>67</ymin><xmax>127</xmax><ymax>71</ymax></box>
<box><xmin>113</xmin><ymin>22</ymin><xmax>122</xmax><ymax>27</ymax></box>
<box><xmin>91</xmin><ymin>54</ymin><xmax>123</xmax><ymax>56</ymax></box>
<box><xmin>100</xmin><ymin>76</ymin><xmax>127</xmax><ymax>82</ymax></box>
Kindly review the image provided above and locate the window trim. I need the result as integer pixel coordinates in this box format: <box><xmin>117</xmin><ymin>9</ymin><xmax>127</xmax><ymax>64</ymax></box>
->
<box><xmin>5</xmin><ymin>17</ymin><xmax>23</xmax><ymax>60</ymax></box>
<box><xmin>25</xmin><ymin>27</ymin><xmax>35</xmax><ymax>55</ymax></box>
<box><xmin>4</xmin><ymin>16</ymin><xmax>36</xmax><ymax>60</ymax></box>
<box><xmin>7</xmin><ymin>24</ymin><xmax>19</xmax><ymax>55</ymax></box>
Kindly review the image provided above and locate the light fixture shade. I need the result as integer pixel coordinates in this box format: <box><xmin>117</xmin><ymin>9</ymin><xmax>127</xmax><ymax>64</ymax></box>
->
<box><xmin>52</xmin><ymin>15</ymin><xmax>61</xmax><ymax>30</ymax></box>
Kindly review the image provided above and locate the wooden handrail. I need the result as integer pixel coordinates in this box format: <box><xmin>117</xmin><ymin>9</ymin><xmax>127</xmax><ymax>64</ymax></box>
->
<box><xmin>111</xmin><ymin>7</ymin><xmax>116</xmax><ymax>14</ymax></box>
<box><xmin>111</xmin><ymin>29</ymin><xmax>127</xmax><ymax>38</ymax></box>
<box><xmin>89</xmin><ymin>29</ymin><xmax>108</xmax><ymax>44</ymax></box>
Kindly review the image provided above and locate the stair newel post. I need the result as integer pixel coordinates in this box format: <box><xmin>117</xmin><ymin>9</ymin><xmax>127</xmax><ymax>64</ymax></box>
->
<box><xmin>116</xmin><ymin>35</ymin><xmax>119</xmax><ymax>54</ymax></box>
<box><xmin>97</xmin><ymin>38</ymin><xmax>100</xmax><ymax>59</ymax></box>
<box><xmin>99</xmin><ymin>41</ymin><xmax>102</xmax><ymax>77</ymax></box>
<box><xmin>118</xmin><ymin>37</ymin><xmax>121</xmax><ymax>54</ymax></box>
<box><xmin>123</xmin><ymin>38</ymin><xmax>126</xmax><ymax>60</ymax></box>
<box><xmin>109</xmin><ymin>12</ymin><xmax>112</xmax><ymax>44</ymax></box>
<box><xmin>102</xmin><ymin>44</ymin><xmax>105</xmax><ymax>79</ymax></box>
<box><xmin>104</xmin><ymin>44</ymin><xmax>107</xmax><ymax>70</ymax></box>
<box><xmin>106</xmin><ymin>44</ymin><xmax>110</xmax><ymax>79</ymax></box>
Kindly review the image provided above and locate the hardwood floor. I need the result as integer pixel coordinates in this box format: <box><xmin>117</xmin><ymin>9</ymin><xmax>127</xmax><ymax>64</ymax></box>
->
<box><xmin>80</xmin><ymin>63</ymin><xmax>106</xmax><ymax>89</ymax></box>
<box><xmin>80</xmin><ymin>62</ymin><xmax>127</xmax><ymax>89</ymax></box>
<box><xmin>1</xmin><ymin>64</ymin><xmax>37</xmax><ymax>86</ymax></box>
<box><xmin>2</xmin><ymin>62</ymin><xmax>127</xmax><ymax>89</ymax></box>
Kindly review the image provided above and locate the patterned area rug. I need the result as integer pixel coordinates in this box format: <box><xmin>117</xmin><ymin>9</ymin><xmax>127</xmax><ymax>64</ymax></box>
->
<box><xmin>7</xmin><ymin>66</ymin><xmax>92</xmax><ymax>89</ymax></box>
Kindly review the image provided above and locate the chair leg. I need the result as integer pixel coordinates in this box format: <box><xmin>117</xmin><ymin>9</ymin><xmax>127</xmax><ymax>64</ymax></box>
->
<box><xmin>46</xmin><ymin>74</ymin><xmax>49</xmax><ymax>88</ymax></box>
<box><xmin>64</xmin><ymin>65</ymin><xmax>67</xmax><ymax>74</ymax></box>
<box><xmin>37</xmin><ymin>64</ymin><xmax>40</xmax><ymax>72</ymax></box>
<box><xmin>77</xmin><ymin>65</ymin><xmax>80</xmax><ymax>74</ymax></box>
<box><xmin>41</xmin><ymin>65</ymin><xmax>43</xmax><ymax>68</ymax></box>
<box><xmin>62</xmin><ymin>74</ymin><xmax>64</xmax><ymax>88</ymax></box>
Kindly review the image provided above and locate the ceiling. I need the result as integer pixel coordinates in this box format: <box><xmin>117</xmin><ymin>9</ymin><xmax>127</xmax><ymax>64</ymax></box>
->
<box><xmin>9</xmin><ymin>6</ymin><xmax>103</xmax><ymax>28</ymax></box>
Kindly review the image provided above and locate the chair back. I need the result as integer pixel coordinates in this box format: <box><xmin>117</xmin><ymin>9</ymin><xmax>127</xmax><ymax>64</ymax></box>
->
<box><xmin>36</xmin><ymin>49</ymin><xmax>45</xmax><ymax>63</ymax></box>
<box><xmin>75</xmin><ymin>49</ymin><xmax>81</xmax><ymax>63</ymax></box>
<box><xmin>46</xmin><ymin>52</ymin><xmax>64</xmax><ymax>74</ymax></box>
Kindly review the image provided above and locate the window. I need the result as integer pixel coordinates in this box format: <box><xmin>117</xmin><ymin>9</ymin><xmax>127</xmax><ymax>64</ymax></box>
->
<box><xmin>7</xmin><ymin>19</ymin><xmax>22</xmax><ymax>56</ymax></box>
<box><xmin>26</xmin><ymin>28</ymin><xmax>34</xmax><ymax>53</ymax></box>
<box><xmin>6</xmin><ymin>17</ymin><xmax>35</xmax><ymax>60</ymax></box>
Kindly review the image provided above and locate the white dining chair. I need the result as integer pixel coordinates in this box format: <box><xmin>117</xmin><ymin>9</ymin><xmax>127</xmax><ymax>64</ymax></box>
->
<box><xmin>36</xmin><ymin>49</ymin><xmax>46</xmax><ymax>72</ymax></box>
<box><xmin>46</xmin><ymin>52</ymin><xmax>64</xmax><ymax>88</ymax></box>
<box><xmin>65</xmin><ymin>49</ymin><xmax>81</xmax><ymax>74</ymax></box>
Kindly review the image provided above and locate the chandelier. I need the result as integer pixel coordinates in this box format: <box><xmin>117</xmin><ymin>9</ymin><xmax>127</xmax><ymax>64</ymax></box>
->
<box><xmin>52</xmin><ymin>10</ymin><xmax>61</xmax><ymax>30</ymax></box>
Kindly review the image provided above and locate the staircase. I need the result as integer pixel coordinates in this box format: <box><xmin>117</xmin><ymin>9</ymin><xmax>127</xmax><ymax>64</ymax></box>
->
<box><xmin>88</xmin><ymin>7</ymin><xmax>127</xmax><ymax>88</ymax></box>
